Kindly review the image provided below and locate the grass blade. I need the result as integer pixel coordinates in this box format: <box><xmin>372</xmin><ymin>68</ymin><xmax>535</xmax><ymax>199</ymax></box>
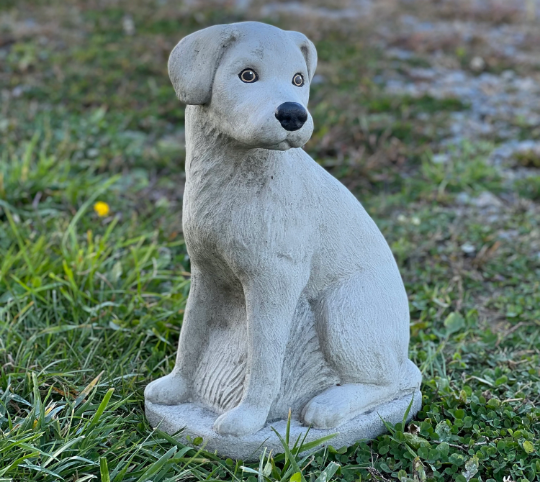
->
<box><xmin>315</xmin><ymin>461</ymin><xmax>340</xmax><ymax>482</ymax></box>
<box><xmin>100</xmin><ymin>457</ymin><xmax>111</xmax><ymax>482</ymax></box>
<box><xmin>89</xmin><ymin>388</ymin><xmax>114</xmax><ymax>428</ymax></box>
<box><xmin>135</xmin><ymin>446</ymin><xmax>177</xmax><ymax>482</ymax></box>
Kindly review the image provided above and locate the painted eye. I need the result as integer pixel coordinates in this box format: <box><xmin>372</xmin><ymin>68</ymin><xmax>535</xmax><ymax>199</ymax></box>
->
<box><xmin>239</xmin><ymin>69</ymin><xmax>258</xmax><ymax>83</ymax></box>
<box><xmin>292</xmin><ymin>73</ymin><xmax>304</xmax><ymax>87</ymax></box>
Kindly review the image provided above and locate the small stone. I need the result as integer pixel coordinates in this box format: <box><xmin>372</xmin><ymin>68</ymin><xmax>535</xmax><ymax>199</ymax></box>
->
<box><xmin>501</xmin><ymin>70</ymin><xmax>515</xmax><ymax>81</ymax></box>
<box><xmin>12</xmin><ymin>85</ymin><xmax>25</xmax><ymax>97</ymax></box>
<box><xmin>470</xmin><ymin>56</ymin><xmax>486</xmax><ymax>72</ymax></box>
<box><xmin>471</xmin><ymin>191</ymin><xmax>503</xmax><ymax>209</ymax></box>
<box><xmin>408</xmin><ymin>68</ymin><xmax>436</xmax><ymax>81</ymax></box>
<box><xmin>456</xmin><ymin>192</ymin><xmax>471</xmax><ymax>205</ymax></box>
<box><xmin>432</xmin><ymin>153</ymin><xmax>449</xmax><ymax>164</ymax></box>
<box><xmin>498</xmin><ymin>230</ymin><xmax>519</xmax><ymax>241</ymax></box>
<box><xmin>461</xmin><ymin>243</ymin><xmax>476</xmax><ymax>255</ymax></box>
<box><xmin>122</xmin><ymin>15</ymin><xmax>135</xmax><ymax>36</ymax></box>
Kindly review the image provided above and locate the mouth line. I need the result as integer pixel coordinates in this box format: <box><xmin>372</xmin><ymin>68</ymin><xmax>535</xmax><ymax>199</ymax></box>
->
<box><xmin>237</xmin><ymin>135</ymin><xmax>304</xmax><ymax>151</ymax></box>
<box><xmin>268</xmin><ymin>139</ymin><xmax>291</xmax><ymax>149</ymax></box>
<box><xmin>236</xmin><ymin>137</ymin><xmax>289</xmax><ymax>148</ymax></box>
<box><xmin>263</xmin><ymin>137</ymin><xmax>290</xmax><ymax>147</ymax></box>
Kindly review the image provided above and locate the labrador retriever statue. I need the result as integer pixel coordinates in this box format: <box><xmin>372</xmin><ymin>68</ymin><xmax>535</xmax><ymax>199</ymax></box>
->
<box><xmin>145</xmin><ymin>21</ymin><xmax>421</xmax><ymax>438</ymax></box>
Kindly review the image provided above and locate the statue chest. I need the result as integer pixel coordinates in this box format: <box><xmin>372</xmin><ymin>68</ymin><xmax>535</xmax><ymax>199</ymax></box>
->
<box><xmin>182</xmin><ymin>175</ymin><xmax>313</xmax><ymax>274</ymax></box>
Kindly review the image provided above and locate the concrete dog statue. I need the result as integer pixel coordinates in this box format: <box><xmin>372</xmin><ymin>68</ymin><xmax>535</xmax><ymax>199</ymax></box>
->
<box><xmin>145</xmin><ymin>21</ymin><xmax>422</xmax><ymax>438</ymax></box>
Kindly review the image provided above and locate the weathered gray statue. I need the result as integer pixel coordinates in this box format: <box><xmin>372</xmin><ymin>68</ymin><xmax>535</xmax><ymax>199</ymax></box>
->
<box><xmin>145</xmin><ymin>21</ymin><xmax>422</xmax><ymax>459</ymax></box>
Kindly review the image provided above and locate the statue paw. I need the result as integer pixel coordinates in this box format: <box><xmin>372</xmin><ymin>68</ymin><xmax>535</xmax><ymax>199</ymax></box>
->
<box><xmin>302</xmin><ymin>385</ymin><xmax>364</xmax><ymax>429</ymax></box>
<box><xmin>302</xmin><ymin>383</ymin><xmax>395</xmax><ymax>429</ymax></box>
<box><xmin>213</xmin><ymin>403</ymin><xmax>267</xmax><ymax>436</ymax></box>
<box><xmin>302</xmin><ymin>393</ymin><xmax>345</xmax><ymax>429</ymax></box>
<box><xmin>144</xmin><ymin>371</ymin><xmax>190</xmax><ymax>405</ymax></box>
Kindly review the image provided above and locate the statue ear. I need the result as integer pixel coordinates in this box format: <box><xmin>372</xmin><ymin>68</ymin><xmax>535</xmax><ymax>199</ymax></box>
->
<box><xmin>287</xmin><ymin>31</ymin><xmax>318</xmax><ymax>82</ymax></box>
<box><xmin>168</xmin><ymin>25</ymin><xmax>239</xmax><ymax>105</ymax></box>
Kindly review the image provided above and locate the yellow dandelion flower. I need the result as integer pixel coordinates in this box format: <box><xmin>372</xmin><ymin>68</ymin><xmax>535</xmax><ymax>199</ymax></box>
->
<box><xmin>94</xmin><ymin>201</ymin><xmax>110</xmax><ymax>217</ymax></box>
<box><xmin>34</xmin><ymin>403</ymin><xmax>57</xmax><ymax>428</ymax></box>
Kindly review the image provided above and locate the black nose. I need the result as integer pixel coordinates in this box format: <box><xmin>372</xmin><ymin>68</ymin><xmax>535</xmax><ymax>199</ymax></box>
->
<box><xmin>275</xmin><ymin>102</ymin><xmax>308</xmax><ymax>132</ymax></box>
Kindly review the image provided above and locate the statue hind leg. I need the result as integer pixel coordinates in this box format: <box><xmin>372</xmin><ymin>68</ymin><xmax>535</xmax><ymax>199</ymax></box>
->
<box><xmin>302</xmin><ymin>271</ymin><xmax>421</xmax><ymax>429</ymax></box>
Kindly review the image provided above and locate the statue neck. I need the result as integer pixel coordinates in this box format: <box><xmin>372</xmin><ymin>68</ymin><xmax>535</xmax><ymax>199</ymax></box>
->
<box><xmin>184</xmin><ymin>105</ymin><xmax>275</xmax><ymax>179</ymax></box>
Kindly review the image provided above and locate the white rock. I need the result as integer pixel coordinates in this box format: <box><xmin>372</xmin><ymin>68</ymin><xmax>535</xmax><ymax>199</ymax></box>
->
<box><xmin>470</xmin><ymin>56</ymin><xmax>486</xmax><ymax>72</ymax></box>
<box><xmin>461</xmin><ymin>243</ymin><xmax>476</xmax><ymax>254</ymax></box>
<box><xmin>471</xmin><ymin>191</ymin><xmax>503</xmax><ymax>209</ymax></box>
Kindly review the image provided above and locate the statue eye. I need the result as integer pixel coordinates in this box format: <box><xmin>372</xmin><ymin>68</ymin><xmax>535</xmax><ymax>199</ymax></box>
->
<box><xmin>239</xmin><ymin>69</ymin><xmax>258</xmax><ymax>83</ymax></box>
<box><xmin>292</xmin><ymin>73</ymin><xmax>304</xmax><ymax>87</ymax></box>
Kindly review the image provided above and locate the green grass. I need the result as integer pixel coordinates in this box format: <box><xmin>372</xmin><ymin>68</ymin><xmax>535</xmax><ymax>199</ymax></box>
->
<box><xmin>1</xmin><ymin>1</ymin><xmax>540</xmax><ymax>481</ymax></box>
<box><xmin>515</xmin><ymin>176</ymin><xmax>540</xmax><ymax>201</ymax></box>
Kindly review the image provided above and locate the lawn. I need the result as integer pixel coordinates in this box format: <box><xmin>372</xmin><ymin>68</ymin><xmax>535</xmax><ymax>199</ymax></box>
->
<box><xmin>1</xmin><ymin>1</ymin><xmax>539</xmax><ymax>481</ymax></box>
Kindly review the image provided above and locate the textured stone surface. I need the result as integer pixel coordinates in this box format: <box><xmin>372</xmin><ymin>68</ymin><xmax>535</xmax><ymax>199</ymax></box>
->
<box><xmin>146</xmin><ymin>390</ymin><xmax>422</xmax><ymax>461</ymax></box>
<box><xmin>145</xmin><ymin>21</ymin><xmax>422</xmax><ymax>450</ymax></box>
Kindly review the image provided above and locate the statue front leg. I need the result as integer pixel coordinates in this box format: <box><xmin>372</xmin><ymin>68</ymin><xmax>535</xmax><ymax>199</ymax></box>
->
<box><xmin>213</xmin><ymin>267</ymin><xmax>307</xmax><ymax>436</ymax></box>
<box><xmin>145</xmin><ymin>267</ymin><xmax>215</xmax><ymax>405</ymax></box>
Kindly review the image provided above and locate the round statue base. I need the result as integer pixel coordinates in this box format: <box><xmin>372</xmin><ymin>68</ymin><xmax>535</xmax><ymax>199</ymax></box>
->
<box><xmin>145</xmin><ymin>390</ymin><xmax>422</xmax><ymax>461</ymax></box>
